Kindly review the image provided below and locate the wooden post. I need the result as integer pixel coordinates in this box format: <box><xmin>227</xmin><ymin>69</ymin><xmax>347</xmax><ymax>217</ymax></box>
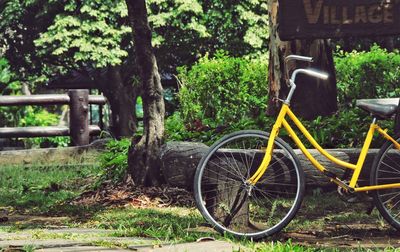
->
<box><xmin>69</xmin><ymin>90</ymin><xmax>89</xmax><ymax>146</ymax></box>
<box><xmin>99</xmin><ymin>104</ymin><xmax>104</xmax><ymax>130</ymax></box>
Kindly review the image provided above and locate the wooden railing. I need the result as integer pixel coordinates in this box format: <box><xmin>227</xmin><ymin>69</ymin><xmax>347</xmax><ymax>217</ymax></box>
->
<box><xmin>0</xmin><ymin>89</ymin><xmax>107</xmax><ymax>146</ymax></box>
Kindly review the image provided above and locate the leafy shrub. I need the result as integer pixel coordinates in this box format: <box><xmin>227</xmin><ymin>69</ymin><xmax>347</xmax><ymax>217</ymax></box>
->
<box><xmin>98</xmin><ymin>138</ymin><xmax>131</xmax><ymax>183</ymax></box>
<box><xmin>0</xmin><ymin>58</ymin><xmax>23</xmax><ymax>127</ymax></box>
<box><xmin>300</xmin><ymin>108</ymin><xmax>393</xmax><ymax>148</ymax></box>
<box><xmin>19</xmin><ymin>106</ymin><xmax>59</xmax><ymax>127</ymax></box>
<box><xmin>167</xmin><ymin>46</ymin><xmax>398</xmax><ymax>149</ymax></box>
<box><xmin>18</xmin><ymin>106</ymin><xmax>69</xmax><ymax>148</ymax></box>
<box><xmin>165</xmin><ymin>111</ymin><xmax>274</xmax><ymax>145</ymax></box>
<box><xmin>177</xmin><ymin>51</ymin><xmax>268</xmax><ymax>128</ymax></box>
<box><xmin>335</xmin><ymin>45</ymin><xmax>400</xmax><ymax>106</ymax></box>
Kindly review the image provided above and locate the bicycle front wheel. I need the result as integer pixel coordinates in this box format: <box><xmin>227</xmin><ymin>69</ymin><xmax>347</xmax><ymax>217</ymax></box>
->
<box><xmin>194</xmin><ymin>130</ymin><xmax>305</xmax><ymax>239</ymax></box>
<box><xmin>371</xmin><ymin>137</ymin><xmax>400</xmax><ymax>230</ymax></box>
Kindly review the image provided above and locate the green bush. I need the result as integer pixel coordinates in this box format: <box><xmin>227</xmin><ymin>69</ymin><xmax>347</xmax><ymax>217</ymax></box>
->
<box><xmin>177</xmin><ymin>52</ymin><xmax>268</xmax><ymax>128</ymax></box>
<box><xmin>19</xmin><ymin>107</ymin><xmax>70</xmax><ymax>148</ymax></box>
<box><xmin>98</xmin><ymin>138</ymin><xmax>131</xmax><ymax>184</ymax></box>
<box><xmin>300</xmin><ymin>108</ymin><xmax>392</xmax><ymax>148</ymax></box>
<box><xmin>335</xmin><ymin>45</ymin><xmax>400</xmax><ymax>106</ymax></box>
<box><xmin>0</xmin><ymin>58</ymin><xmax>23</xmax><ymax>127</ymax></box>
<box><xmin>165</xmin><ymin>111</ymin><xmax>274</xmax><ymax>145</ymax></box>
<box><xmin>167</xmin><ymin>46</ymin><xmax>399</xmax><ymax>148</ymax></box>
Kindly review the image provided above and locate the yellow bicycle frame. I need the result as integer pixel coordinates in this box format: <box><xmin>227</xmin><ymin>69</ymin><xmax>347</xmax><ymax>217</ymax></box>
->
<box><xmin>248</xmin><ymin>103</ymin><xmax>400</xmax><ymax>192</ymax></box>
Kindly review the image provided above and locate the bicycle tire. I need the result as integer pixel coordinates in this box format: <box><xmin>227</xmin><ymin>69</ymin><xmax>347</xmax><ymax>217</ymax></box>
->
<box><xmin>370</xmin><ymin>136</ymin><xmax>400</xmax><ymax>230</ymax></box>
<box><xmin>194</xmin><ymin>130</ymin><xmax>305</xmax><ymax>239</ymax></box>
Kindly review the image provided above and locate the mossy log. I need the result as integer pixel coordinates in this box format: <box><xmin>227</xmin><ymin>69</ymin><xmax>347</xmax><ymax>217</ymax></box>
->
<box><xmin>160</xmin><ymin>141</ymin><xmax>379</xmax><ymax>190</ymax></box>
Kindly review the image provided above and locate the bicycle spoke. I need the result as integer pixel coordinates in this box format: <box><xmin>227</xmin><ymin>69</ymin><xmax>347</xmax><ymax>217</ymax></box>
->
<box><xmin>374</xmin><ymin>139</ymin><xmax>400</xmax><ymax>231</ymax></box>
<box><xmin>194</xmin><ymin>131</ymin><xmax>304</xmax><ymax>239</ymax></box>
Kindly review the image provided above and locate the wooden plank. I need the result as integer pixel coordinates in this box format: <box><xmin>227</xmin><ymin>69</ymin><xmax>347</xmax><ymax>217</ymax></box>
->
<box><xmin>88</xmin><ymin>95</ymin><xmax>107</xmax><ymax>105</ymax></box>
<box><xmin>0</xmin><ymin>125</ymin><xmax>100</xmax><ymax>138</ymax></box>
<box><xmin>88</xmin><ymin>125</ymin><xmax>101</xmax><ymax>135</ymax></box>
<box><xmin>0</xmin><ymin>94</ymin><xmax>70</xmax><ymax>106</ymax></box>
<box><xmin>0</xmin><ymin>126</ymin><xmax>70</xmax><ymax>138</ymax></box>
<box><xmin>0</xmin><ymin>94</ymin><xmax>106</xmax><ymax>106</ymax></box>
<box><xmin>278</xmin><ymin>0</ymin><xmax>400</xmax><ymax>40</ymax></box>
<box><xmin>0</xmin><ymin>146</ymin><xmax>102</xmax><ymax>166</ymax></box>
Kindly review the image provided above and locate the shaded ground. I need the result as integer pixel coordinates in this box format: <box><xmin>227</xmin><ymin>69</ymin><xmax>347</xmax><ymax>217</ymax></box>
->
<box><xmin>46</xmin><ymin>182</ymin><xmax>400</xmax><ymax>249</ymax></box>
<box><xmin>71</xmin><ymin>178</ymin><xmax>194</xmax><ymax>208</ymax></box>
<box><xmin>0</xmin><ymin>160</ymin><xmax>399</xmax><ymax>251</ymax></box>
<box><xmin>281</xmin><ymin>223</ymin><xmax>400</xmax><ymax>249</ymax></box>
<box><xmin>276</xmin><ymin>191</ymin><xmax>400</xmax><ymax>250</ymax></box>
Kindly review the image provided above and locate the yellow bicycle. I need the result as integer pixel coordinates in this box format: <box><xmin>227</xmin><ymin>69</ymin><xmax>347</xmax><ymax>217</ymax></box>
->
<box><xmin>194</xmin><ymin>55</ymin><xmax>400</xmax><ymax>239</ymax></box>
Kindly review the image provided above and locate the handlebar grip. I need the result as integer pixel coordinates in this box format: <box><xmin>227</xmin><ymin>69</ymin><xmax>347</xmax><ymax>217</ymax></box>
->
<box><xmin>302</xmin><ymin>69</ymin><xmax>329</xmax><ymax>80</ymax></box>
<box><xmin>290</xmin><ymin>68</ymin><xmax>329</xmax><ymax>83</ymax></box>
<box><xmin>285</xmin><ymin>55</ymin><xmax>313</xmax><ymax>63</ymax></box>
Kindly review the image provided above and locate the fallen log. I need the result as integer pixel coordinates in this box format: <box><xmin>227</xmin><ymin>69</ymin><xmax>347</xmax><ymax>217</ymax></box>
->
<box><xmin>160</xmin><ymin>141</ymin><xmax>380</xmax><ymax>191</ymax></box>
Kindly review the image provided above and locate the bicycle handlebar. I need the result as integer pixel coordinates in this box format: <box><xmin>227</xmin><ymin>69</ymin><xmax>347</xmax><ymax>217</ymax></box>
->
<box><xmin>283</xmin><ymin>55</ymin><xmax>330</xmax><ymax>104</ymax></box>
<box><xmin>290</xmin><ymin>68</ymin><xmax>329</xmax><ymax>82</ymax></box>
<box><xmin>285</xmin><ymin>55</ymin><xmax>313</xmax><ymax>63</ymax></box>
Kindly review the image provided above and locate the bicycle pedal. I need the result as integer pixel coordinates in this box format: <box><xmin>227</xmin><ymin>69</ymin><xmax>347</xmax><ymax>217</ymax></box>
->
<box><xmin>338</xmin><ymin>183</ymin><xmax>373</xmax><ymax>203</ymax></box>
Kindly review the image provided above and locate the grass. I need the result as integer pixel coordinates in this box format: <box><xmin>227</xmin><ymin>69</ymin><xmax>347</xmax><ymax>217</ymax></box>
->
<box><xmin>85</xmin><ymin>206</ymin><xmax>209</xmax><ymax>242</ymax></box>
<box><xmin>286</xmin><ymin>191</ymin><xmax>381</xmax><ymax>232</ymax></box>
<box><xmin>0</xmin><ymin>162</ymin><xmax>398</xmax><ymax>251</ymax></box>
<box><xmin>0</xmin><ymin>163</ymin><xmax>102</xmax><ymax>214</ymax></box>
<box><xmin>241</xmin><ymin>241</ymin><xmax>400</xmax><ymax>252</ymax></box>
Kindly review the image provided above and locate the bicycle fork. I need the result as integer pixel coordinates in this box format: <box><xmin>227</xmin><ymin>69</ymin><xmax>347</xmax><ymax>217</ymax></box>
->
<box><xmin>247</xmin><ymin>105</ymin><xmax>288</xmax><ymax>185</ymax></box>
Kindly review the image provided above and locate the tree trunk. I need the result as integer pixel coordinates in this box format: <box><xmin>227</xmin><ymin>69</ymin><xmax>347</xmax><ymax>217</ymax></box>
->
<box><xmin>98</xmin><ymin>66</ymin><xmax>139</xmax><ymax>138</ymax></box>
<box><xmin>267</xmin><ymin>0</ymin><xmax>338</xmax><ymax>120</ymax></box>
<box><xmin>126</xmin><ymin>0</ymin><xmax>165</xmax><ymax>186</ymax></box>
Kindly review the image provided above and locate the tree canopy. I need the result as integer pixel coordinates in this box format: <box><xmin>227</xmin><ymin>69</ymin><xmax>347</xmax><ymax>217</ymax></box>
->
<box><xmin>0</xmin><ymin>0</ymin><xmax>268</xmax><ymax>81</ymax></box>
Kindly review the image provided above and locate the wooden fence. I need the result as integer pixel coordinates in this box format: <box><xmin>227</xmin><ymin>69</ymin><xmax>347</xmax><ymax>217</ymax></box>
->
<box><xmin>0</xmin><ymin>89</ymin><xmax>107</xmax><ymax>146</ymax></box>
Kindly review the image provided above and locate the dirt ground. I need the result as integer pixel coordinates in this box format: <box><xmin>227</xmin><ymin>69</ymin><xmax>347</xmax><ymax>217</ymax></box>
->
<box><xmin>277</xmin><ymin>192</ymin><xmax>400</xmax><ymax>249</ymax></box>
<box><xmin>281</xmin><ymin>223</ymin><xmax>400</xmax><ymax>249</ymax></box>
<box><xmin>2</xmin><ymin>182</ymin><xmax>399</xmax><ymax>250</ymax></box>
<box><xmin>69</xmin><ymin>184</ymin><xmax>400</xmax><ymax>249</ymax></box>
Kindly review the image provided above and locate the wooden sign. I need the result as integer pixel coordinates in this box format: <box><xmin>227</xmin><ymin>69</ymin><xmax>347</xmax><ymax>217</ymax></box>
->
<box><xmin>278</xmin><ymin>0</ymin><xmax>400</xmax><ymax>40</ymax></box>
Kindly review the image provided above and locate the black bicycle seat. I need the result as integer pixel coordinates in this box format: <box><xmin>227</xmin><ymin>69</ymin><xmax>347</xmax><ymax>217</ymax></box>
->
<box><xmin>356</xmin><ymin>99</ymin><xmax>398</xmax><ymax>119</ymax></box>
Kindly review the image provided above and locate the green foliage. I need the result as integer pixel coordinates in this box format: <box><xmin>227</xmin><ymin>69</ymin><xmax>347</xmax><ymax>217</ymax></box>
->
<box><xmin>150</xmin><ymin>0</ymin><xmax>268</xmax><ymax>71</ymax></box>
<box><xmin>99</xmin><ymin>138</ymin><xmax>131</xmax><ymax>183</ymax></box>
<box><xmin>201</xmin><ymin>0</ymin><xmax>268</xmax><ymax>56</ymax></box>
<box><xmin>34</xmin><ymin>0</ymin><xmax>131</xmax><ymax>68</ymax></box>
<box><xmin>168</xmin><ymin>45</ymin><xmax>399</xmax><ymax>149</ymax></box>
<box><xmin>19</xmin><ymin>107</ymin><xmax>59</xmax><ymax>127</ymax></box>
<box><xmin>0</xmin><ymin>58</ymin><xmax>23</xmax><ymax>127</ymax></box>
<box><xmin>18</xmin><ymin>107</ymin><xmax>69</xmax><ymax>148</ymax></box>
<box><xmin>0</xmin><ymin>58</ymin><xmax>16</xmax><ymax>86</ymax></box>
<box><xmin>335</xmin><ymin>45</ymin><xmax>400</xmax><ymax>105</ymax></box>
<box><xmin>169</xmin><ymin>52</ymin><xmax>269</xmax><ymax>145</ymax></box>
<box><xmin>166</xmin><ymin>111</ymin><xmax>274</xmax><ymax>145</ymax></box>
<box><xmin>148</xmin><ymin>0</ymin><xmax>209</xmax><ymax>47</ymax></box>
<box><xmin>300</xmin><ymin>108</ymin><xmax>392</xmax><ymax>148</ymax></box>
<box><xmin>177</xmin><ymin>52</ymin><xmax>268</xmax><ymax>127</ymax></box>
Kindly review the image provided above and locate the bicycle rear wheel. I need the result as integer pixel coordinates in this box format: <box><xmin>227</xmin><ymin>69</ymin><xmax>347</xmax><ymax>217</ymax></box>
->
<box><xmin>194</xmin><ymin>130</ymin><xmax>305</xmax><ymax>239</ymax></box>
<box><xmin>371</xmin><ymin>137</ymin><xmax>400</xmax><ymax>230</ymax></box>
